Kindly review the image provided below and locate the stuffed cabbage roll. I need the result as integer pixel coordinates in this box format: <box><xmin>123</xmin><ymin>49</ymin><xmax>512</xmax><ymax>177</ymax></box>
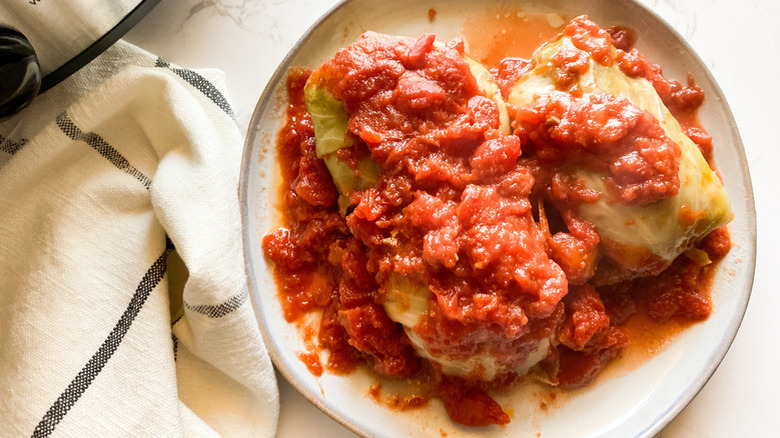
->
<box><xmin>304</xmin><ymin>32</ymin><xmax>510</xmax><ymax>214</ymax></box>
<box><xmin>304</xmin><ymin>32</ymin><xmax>560</xmax><ymax>380</ymax></box>
<box><xmin>506</xmin><ymin>17</ymin><xmax>733</xmax><ymax>284</ymax></box>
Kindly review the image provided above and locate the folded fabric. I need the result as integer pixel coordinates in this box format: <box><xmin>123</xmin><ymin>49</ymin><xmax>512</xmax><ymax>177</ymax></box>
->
<box><xmin>0</xmin><ymin>41</ymin><xmax>279</xmax><ymax>437</ymax></box>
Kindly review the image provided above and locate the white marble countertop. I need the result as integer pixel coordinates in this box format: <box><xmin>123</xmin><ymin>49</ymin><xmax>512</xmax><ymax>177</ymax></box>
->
<box><xmin>125</xmin><ymin>0</ymin><xmax>778</xmax><ymax>436</ymax></box>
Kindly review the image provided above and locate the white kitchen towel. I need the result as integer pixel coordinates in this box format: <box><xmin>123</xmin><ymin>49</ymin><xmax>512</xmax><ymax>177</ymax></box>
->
<box><xmin>0</xmin><ymin>41</ymin><xmax>279</xmax><ymax>437</ymax></box>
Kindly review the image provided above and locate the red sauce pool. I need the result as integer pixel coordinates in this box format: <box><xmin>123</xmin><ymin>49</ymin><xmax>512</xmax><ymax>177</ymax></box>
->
<box><xmin>464</xmin><ymin>10</ymin><xmax>567</xmax><ymax>66</ymax></box>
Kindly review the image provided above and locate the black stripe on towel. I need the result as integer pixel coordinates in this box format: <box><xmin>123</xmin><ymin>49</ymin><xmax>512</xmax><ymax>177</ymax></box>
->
<box><xmin>172</xmin><ymin>333</ymin><xmax>179</xmax><ymax>362</ymax></box>
<box><xmin>0</xmin><ymin>134</ymin><xmax>27</xmax><ymax>155</ymax></box>
<box><xmin>154</xmin><ymin>58</ymin><xmax>236</xmax><ymax>121</ymax></box>
<box><xmin>184</xmin><ymin>286</ymin><xmax>248</xmax><ymax>318</ymax></box>
<box><xmin>31</xmin><ymin>239</ymin><xmax>174</xmax><ymax>438</ymax></box>
<box><xmin>171</xmin><ymin>314</ymin><xmax>183</xmax><ymax>361</ymax></box>
<box><xmin>55</xmin><ymin>112</ymin><xmax>152</xmax><ymax>190</ymax></box>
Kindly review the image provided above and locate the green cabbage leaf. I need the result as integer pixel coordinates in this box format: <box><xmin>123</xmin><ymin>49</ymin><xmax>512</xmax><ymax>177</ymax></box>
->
<box><xmin>304</xmin><ymin>73</ymin><xmax>378</xmax><ymax>212</ymax></box>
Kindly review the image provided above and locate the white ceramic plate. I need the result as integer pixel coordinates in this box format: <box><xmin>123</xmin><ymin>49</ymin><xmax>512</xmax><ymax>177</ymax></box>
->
<box><xmin>239</xmin><ymin>1</ymin><xmax>756</xmax><ymax>437</ymax></box>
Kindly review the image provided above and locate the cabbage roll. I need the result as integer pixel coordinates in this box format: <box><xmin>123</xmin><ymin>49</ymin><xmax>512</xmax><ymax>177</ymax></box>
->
<box><xmin>304</xmin><ymin>32</ymin><xmax>551</xmax><ymax>380</ymax></box>
<box><xmin>506</xmin><ymin>22</ymin><xmax>733</xmax><ymax>284</ymax></box>
<box><xmin>304</xmin><ymin>34</ymin><xmax>509</xmax><ymax>213</ymax></box>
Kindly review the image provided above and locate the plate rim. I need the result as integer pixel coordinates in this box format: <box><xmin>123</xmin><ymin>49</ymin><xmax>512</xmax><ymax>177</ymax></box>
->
<box><xmin>239</xmin><ymin>1</ymin><xmax>370</xmax><ymax>435</ymax></box>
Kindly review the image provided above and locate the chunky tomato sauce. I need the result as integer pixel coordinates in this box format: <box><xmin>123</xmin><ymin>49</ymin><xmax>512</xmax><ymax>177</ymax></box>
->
<box><xmin>262</xmin><ymin>15</ymin><xmax>730</xmax><ymax>427</ymax></box>
<box><xmin>514</xmin><ymin>91</ymin><xmax>681</xmax><ymax>205</ymax></box>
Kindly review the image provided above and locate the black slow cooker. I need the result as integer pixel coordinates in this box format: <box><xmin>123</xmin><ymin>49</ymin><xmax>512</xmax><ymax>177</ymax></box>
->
<box><xmin>0</xmin><ymin>0</ymin><xmax>160</xmax><ymax>118</ymax></box>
